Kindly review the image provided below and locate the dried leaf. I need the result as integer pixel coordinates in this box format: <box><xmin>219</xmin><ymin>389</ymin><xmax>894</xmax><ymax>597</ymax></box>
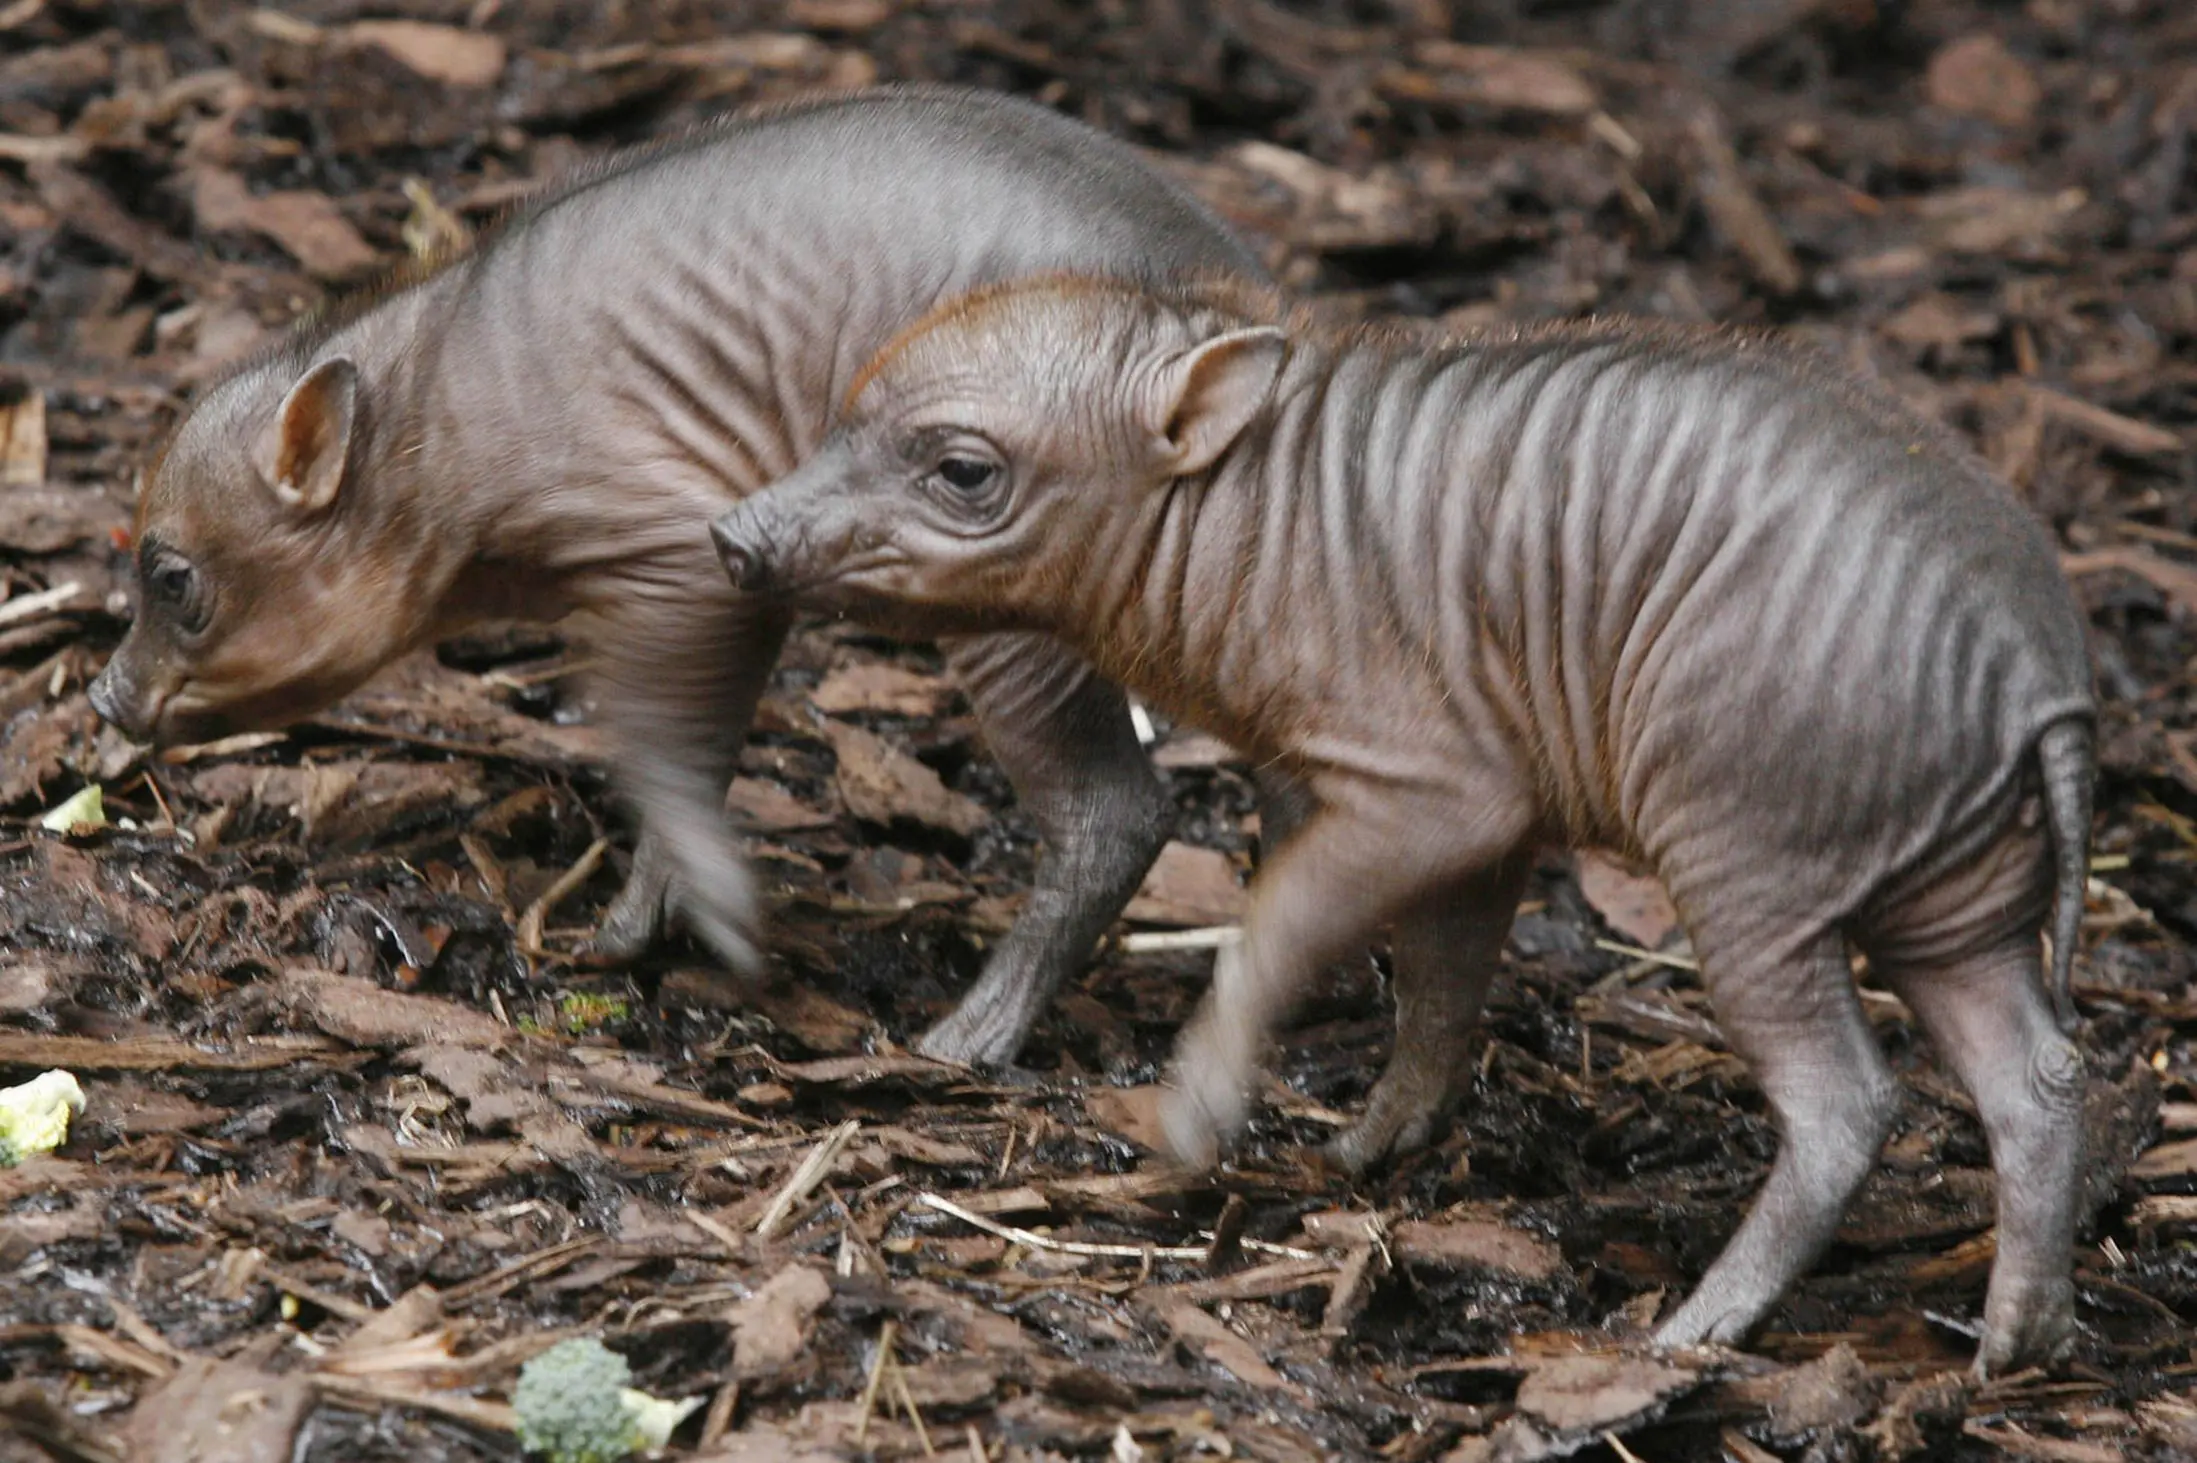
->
<box><xmin>1574</xmin><ymin>849</ymin><xmax>1679</xmax><ymax>948</ymax></box>
<box><xmin>1123</xmin><ymin>841</ymin><xmax>1246</xmax><ymax>926</ymax></box>
<box><xmin>1151</xmin><ymin>1300</ymin><xmax>1298</xmax><ymax>1395</ymax></box>
<box><xmin>1388</xmin><ymin>41</ymin><xmax>1596</xmax><ymax>117</ymax></box>
<box><xmin>1391</xmin><ymin>1217</ymin><xmax>1564</xmax><ymax>1282</ymax></box>
<box><xmin>190</xmin><ymin>167</ymin><xmax>378</xmax><ymax>280</ymax></box>
<box><xmin>343</xmin><ymin>20</ymin><xmax>507</xmax><ymax>88</ymax></box>
<box><xmin>818</xmin><ymin>718</ymin><xmax>987</xmax><ymax>837</ymax></box>
<box><xmin>810</xmin><ymin>660</ymin><xmax>953</xmax><ymax>717</ymax></box>
<box><xmin>0</xmin><ymin>387</ymin><xmax>45</xmax><ymax>486</ymax></box>
<box><xmin>1926</xmin><ymin>35</ymin><xmax>2040</xmax><ymax>129</ymax></box>
<box><xmin>121</xmin><ymin>1359</ymin><xmax>312</xmax><ymax>1463</ymax></box>
<box><xmin>729</xmin><ymin>1264</ymin><xmax>833</xmax><ymax>1381</ymax></box>
<box><xmin>1085</xmin><ymin>1084</ymin><xmax>1170</xmax><ymax>1152</ymax></box>
<box><xmin>280</xmin><ymin>968</ymin><xmax>510</xmax><ymax>1050</ymax></box>
<box><xmin>727</xmin><ymin>776</ymin><xmax>835</xmax><ymax>833</ymax></box>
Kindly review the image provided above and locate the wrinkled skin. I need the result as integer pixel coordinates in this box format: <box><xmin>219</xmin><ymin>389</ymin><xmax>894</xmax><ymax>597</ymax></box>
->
<box><xmin>89</xmin><ymin>85</ymin><xmax>1276</xmax><ymax>1061</ymax></box>
<box><xmin>713</xmin><ymin>276</ymin><xmax>2097</xmax><ymax>1374</ymax></box>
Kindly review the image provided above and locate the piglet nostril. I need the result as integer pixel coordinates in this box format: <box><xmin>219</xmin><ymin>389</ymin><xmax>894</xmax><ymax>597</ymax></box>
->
<box><xmin>86</xmin><ymin>668</ymin><xmax>120</xmax><ymax>727</ymax></box>
<box><xmin>710</xmin><ymin>519</ymin><xmax>771</xmax><ymax>595</ymax></box>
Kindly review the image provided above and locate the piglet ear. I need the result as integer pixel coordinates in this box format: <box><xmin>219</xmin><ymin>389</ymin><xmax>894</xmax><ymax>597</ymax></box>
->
<box><xmin>252</xmin><ymin>356</ymin><xmax>358</xmax><ymax>514</ymax></box>
<box><xmin>1144</xmin><ymin>326</ymin><xmax>1285</xmax><ymax>477</ymax></box>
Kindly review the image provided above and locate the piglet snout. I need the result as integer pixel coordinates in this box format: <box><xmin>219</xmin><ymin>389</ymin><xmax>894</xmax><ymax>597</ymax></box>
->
<box><xmin>87</xmin><ymin>658</ymin><xmax>156</xmax><ymax>742</ymax></box>
<box><xmin>710</xmin><ymin>512</ymin><xmax>774</xmax><ymax>595</ymax></box>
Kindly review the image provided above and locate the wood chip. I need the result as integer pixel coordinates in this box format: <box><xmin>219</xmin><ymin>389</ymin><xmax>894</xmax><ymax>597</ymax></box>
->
<box><xmin>1574</xmin><ymin>850</ymin><xmax>1679</xmax><ymax>949</ymax></box>
<box><xmin>0</xmin><ymin>387</ymin><xmax>45</xmax><ymax>485</ymax></box>
<box><xmin>1926</xmin><ymin>35</ymin><xmax>2041</xmax><ymax>129</ymax></box>
<box><xmin>1123</xmin><ymin>842</ymin><xmax>1247</xmax><ymax>926</ymax></box>
<box><xmin>818</xmin><ymin>718</ymin><xmax>988</xmax><ymax>838</ymax></box>
<box><xmin>190</xmin><ymin>167</ymin><xmax>378</xmax><ymax>280</ymax></box>
<box><xmin>343</xmin><ymin>20</ymin><xmax>507</xmax><ymax>87</ymax></box>
<box><xmin>2028</xmin><ymin>385</ymin><xmax>2182</xmax><ymax>457</ymax></box>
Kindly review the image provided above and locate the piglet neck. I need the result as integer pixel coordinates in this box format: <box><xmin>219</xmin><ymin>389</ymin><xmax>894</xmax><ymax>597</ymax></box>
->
<box><xmin>361</xmin><ymin>268</ymin><xmax>585</xmax><ymax>632</ymax></box>
<box><xmin>1050</xmin><ymin>453</ymin><xmax>1263</xmax><ymax>749</ymax></box>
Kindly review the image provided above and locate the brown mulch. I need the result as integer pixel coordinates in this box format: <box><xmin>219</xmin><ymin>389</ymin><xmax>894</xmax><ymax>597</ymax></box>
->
<box><xmin>2</xmin><ymin>1</ymin><xmax>2196</xmax><ymax>1459</ymax></box>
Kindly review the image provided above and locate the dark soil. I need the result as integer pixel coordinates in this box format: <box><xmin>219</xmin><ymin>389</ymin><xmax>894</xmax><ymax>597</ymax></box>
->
<box><xmin>0</xmin><ymin>1</ymin><xmax>2194</xmax><ymax>1460</ymax></box>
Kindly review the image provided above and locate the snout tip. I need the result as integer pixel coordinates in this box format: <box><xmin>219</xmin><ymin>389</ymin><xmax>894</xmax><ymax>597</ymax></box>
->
<box><xmin>710</xmin><ymin>515</ymin><xmax>772</xmax><ymax>595</ymax></box>
<box><xmin>87</xmin><ymin>662</ymin><xmax>160</xmax><ymax>743</ymax></box>
<box><xmin>86</xmin><ymin>667</ymin><xmax>134</xmax><ymax>737</ymax></box>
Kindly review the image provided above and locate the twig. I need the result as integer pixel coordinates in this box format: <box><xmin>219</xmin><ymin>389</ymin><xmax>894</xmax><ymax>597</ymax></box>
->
<box><xmin>1604</xmin><ymin>1431</ymin><xmax>1650</xmax><ymax>1463</ymax></box>
<box><xmin>854</xmin><ymin>1318</ymin><xmax>895</xmax><ymax>1444</ymax></box>
<box><xmin>515</xmin><ymin>836</ymin><xmax>609</xmax><ymax>952</ymax></box>
<box><xmin>684</xmin><ymin>1206</ymin><xmax>746</xmax><ymax>1256</ymax></box>
<box><xmin>698</xmin><ymin>1379</ymin><xmax>738</xmax><ymax>1448</ymax></box>
<box><xmin>2029</xmin><ymin>384</ymin><xmax>2182</xmax><ymax>457</ymax></box>
<box><xmin>888</xmin><ymin>1337</ymin><xmax>935</xmax><ymax>1456</ymax></box>
<box><xmin>309</xmin><ymin>1373</ymin><xmax>517</xmax><ymax>1430</ymax></box>
<box><xmin>1686</xmin><ymin>105</ymin><xmax>1802</xmax><ymax>297</ymax></box>
<box><xmin>756</xmin><ymin>1120</ymin><xmax>860</xmax><ymax>1240</ymax></box>
<box><xmin>1117</xmin><ymin>925</ymin><xmax>1242</xmax><ymax>953</ymax></box>
<box><xmin>0</xmin><ymin>581</ymin><xmax>81</xmax><ymax>629</ymax></box>
<box><xmin>1592</xmin><ymin>939</ymin><xmax>1699</xmax><ymax>973</ymax></box>
<box><xmin>914</xmin><ymin>1191</ymin><xmax>1319</xmax><ymax>1263</ymax></box>
<box><xmin>917</xmin><ymin>1191</ymin><xmax>1204</xmax><ymax>1260</ymax></box>
<box><xmin>140</xmin><ymin>771</ymin><xmax>178</xmax><ymax>834</ymax></box>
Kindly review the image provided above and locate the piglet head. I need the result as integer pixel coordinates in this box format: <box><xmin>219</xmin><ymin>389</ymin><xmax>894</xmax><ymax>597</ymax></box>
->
<box><xmin>91</xmin><ymin>350</ymin><xmax>431</xmax><ymax>747</ymax></box>
<box><xmin>710</xmin><ymin>277</ymin><xmax>1286</xmax><ymax>639</ymax></box>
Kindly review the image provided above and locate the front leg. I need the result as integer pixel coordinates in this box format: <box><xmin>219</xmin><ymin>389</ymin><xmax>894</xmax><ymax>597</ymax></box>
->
<box><xmin>582</xmin><ymin>818</ymin><xmax>680</xmax><ymax>964</ymax></box>
<box><xmin>590</xmin><ymin>583</ymin><xmax>790</xmax><ymax>977</ymax></box>
<box><xmin>1324</xmin><ymin>855</ymin><xmax>1529</xmax><ymax>1173</ymax></box>
<box><xmin>918</xmin><ymin>633</ymin><xmax>1178</xmax><ymax>1065</ymax></box>
<box><xmin>1162</xmin><ymin>788</ymin><xmax>1535</xmax><ymax>1167</ymax></box>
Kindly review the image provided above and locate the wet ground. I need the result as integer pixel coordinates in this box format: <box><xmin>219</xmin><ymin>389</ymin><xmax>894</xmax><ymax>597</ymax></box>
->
<box><xmin>1</xmin><ymin>0</ymin><xmax>2195</xmax><ymax>1458</ymax></box>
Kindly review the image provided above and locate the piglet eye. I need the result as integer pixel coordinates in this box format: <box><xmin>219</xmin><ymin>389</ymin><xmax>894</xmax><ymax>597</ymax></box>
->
<box><xmin>935</xmin><ymin>455</ymin><xmax>997</xmax><ymax>493</ymax></box>
<box><xmin>144</xmin><ymin>551</ymin><xmax>209</xmax><ymax>634</ymax></box>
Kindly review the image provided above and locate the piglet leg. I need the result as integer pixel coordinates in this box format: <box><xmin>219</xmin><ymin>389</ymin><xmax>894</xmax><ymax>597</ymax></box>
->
<box><xmin>588</xmin><ymin>583</ymin><xmax>790</xmax><ymax>976</ymax></box>
<box><xmin>1162</xmin><ymin>795</ymin><xmax>1534</xmax><ymax>1167</ymax></box>
<box><xmin>1325</xmin><ymin>857</ymin><xmax>1528</xmax><ymax>1174</ymax></box>
<box><xmin>1880</xmin><ymin>944</ymin><xmax>2084</xmax><ymax>1373</ymax></box>
<box><xmin>586</xmin><ymin>821</ymin><xmax>682</xmax><ymax>963</ymax></box>
<box><xmin>917</xmin><ymin>633</ymin><xmax>1178</xmax><ymax>1065</ymax></box>
<box><xmin>1654</xmin><ymin>929</ymin><xmax>1900</xmax><ymax>1350</ymax></box>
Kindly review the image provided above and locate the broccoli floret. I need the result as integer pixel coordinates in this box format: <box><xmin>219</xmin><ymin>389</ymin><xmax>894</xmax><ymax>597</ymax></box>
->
<box><xmin>0</xmin><ymin>1071</ymin><xmax>84</xmax><ymax>1168</ymax></box>
<box><xmin>511</xmin><ymin>1338</ymin><xmax>701</xmax><ymax>1463</ymax></box>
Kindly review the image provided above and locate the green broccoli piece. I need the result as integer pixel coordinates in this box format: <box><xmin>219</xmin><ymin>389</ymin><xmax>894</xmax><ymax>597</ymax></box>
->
<box><xmin>511</xmin><ymin>1338</ymin><xmax>701</xmax><ymax>1463</ymax></box>
<box><xmin>0</xmin><ymin>1071</ymin><xmax>84</xmax><ymax>1168</ymax></box>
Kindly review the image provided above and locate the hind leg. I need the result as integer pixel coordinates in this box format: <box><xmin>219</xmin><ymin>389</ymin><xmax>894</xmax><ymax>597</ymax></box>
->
<box><xmin>1325</xmin><ymin>857</ymin><xmax>1528</xmax><ymax>1174</ymax></box>
<box><xmin>917</xmin><ymin>634</ymin><xmax>1179</xmax><ymax>1065</ymax></box>
<box><xmin>1862</xmin><ymin>825</ymin><xmax>2085</xmax><ymax>1374</ymax></box>
<box><xmin>1878</xmin><ymin>948</ymin><xmax>2083</xmax><ymax>1373</ymax></box>
<box><xmin>1655</xmin><ymin>927</ymin><xmax>1900</xmax><ymax>1350</ymax></box>
<box><xmin>1161</xmin><ymin>788</ymin><xmax>1534</xmax><ymax>1168</ymax></box>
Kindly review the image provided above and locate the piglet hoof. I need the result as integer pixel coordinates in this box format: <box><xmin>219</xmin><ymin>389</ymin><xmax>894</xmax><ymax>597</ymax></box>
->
<box><xmin>1650</xmin><ymin>1299</ymin><xmax>1752</xmax><ymax>1353</ymax></box>
<box><xmin>575</xmin><ymin>839</ymin><xmax>677</xmax><ymax>966</ymax></box>
<box><xmin>577</xmin><ymin>880</ymin><xmax>669</xmax><ymax>966</ymax></box>
<box><xmin>1320</xmin><ymin>1069</ymin><xmax>1453</xmax><ymax>1176</ymax></box>
<box><xmin>1159</xmin><ymin>1086</ymin><xmax>1224</xmax><ymax>1170</ymax></box>
<box><xmin>1321</xmin><ymin>1109</ymin><xmax>1442</xmax><ymax>1178</ymax></box>
<box><xmin>1972</xmin><ymin>1278</ymin><xmax>2077</xmax><ymax>1379</ymax></box>
<box><xmin>1159</xmin><ymin>1046</ymin><xmax>1249</xmax><ymax>1171</ymax></box>
<box><xmin>914</xmin><ymin>992</ymin><xmax>1029</xmax><ymax>1069</ymax></box>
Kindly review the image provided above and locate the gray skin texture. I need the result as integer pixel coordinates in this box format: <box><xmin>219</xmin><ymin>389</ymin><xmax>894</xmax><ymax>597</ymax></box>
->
<box><xmin>83</xmin><ymin>85</ymin><xmax>1273</xmax><ymax>1066</ymax></box>
<box><xmin>711</xmin><ymin>277</ymin><xmax>2098</xmax><ymax>1375</ymax></box>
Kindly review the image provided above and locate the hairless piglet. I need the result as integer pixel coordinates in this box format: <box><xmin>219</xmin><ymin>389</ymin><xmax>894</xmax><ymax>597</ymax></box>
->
<box><xmin>85</xmin><ymin>86</ymin><xmax>1275</xmax><ymax>1066</ymax></box>
<box><xmin>712</xmin><ymin>276</ymin><xmax>2097</xmax><ymax>1374</ymax></box>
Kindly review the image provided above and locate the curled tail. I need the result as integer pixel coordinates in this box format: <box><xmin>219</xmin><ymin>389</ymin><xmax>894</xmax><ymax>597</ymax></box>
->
<box><xmin>2038</xmin><ymin>718</ymin><xmax>2094</xmax><ymax>1034</ymax></box>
